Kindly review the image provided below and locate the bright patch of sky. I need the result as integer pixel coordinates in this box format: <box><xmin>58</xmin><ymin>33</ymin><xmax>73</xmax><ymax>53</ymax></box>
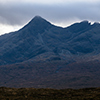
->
<box><xmin>0</xmin><ymin>24</ymin><xmax>22</xmax><ymax>35</ymax></box>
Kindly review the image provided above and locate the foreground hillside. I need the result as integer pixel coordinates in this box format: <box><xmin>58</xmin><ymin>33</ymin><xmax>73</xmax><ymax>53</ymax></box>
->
<box><xmin>0</xmin><ymin>87</ymin><xmax>100</xmax><ymax>100</ymax></box>
<box><xmin>0</xmin><ymin>60</ymin><xmax>100</xmax><ymax>89</ymax></box>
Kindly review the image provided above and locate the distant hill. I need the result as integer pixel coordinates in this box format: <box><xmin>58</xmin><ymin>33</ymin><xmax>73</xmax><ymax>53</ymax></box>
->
<box><xmin>0</xmin><ymin>16</ymin><xmax>100</xmax><ymax>88</ymax></box>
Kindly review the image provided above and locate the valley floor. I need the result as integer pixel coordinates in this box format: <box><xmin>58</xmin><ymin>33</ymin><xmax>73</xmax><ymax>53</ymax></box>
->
<box><xmin>0</xmin><ymin>87</ymin><xmax>100</xmax><ymax>100</ymax></box>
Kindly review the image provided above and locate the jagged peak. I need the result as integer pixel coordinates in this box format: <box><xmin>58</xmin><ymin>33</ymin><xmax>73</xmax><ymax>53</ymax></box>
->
<box><xmin>92</xmin><ymin>22</ymin><xmax>100</xmax><ymax>26</ymax></box>
<box><xmin>27</xmin><ymin>15</ymin><xmax>52</xmax><ymax>26</ymax></box>
<box><xmin>20</xmin><ymin>15</ymin><xmax>52</xmax><ymax>31</ymax></box>
<box><xmin>32</xmin><ymin>16</ymin><xmax>44</xmax><ymax>21</ymax></box>
<box><xmin>31</xmin><ymin>16</ymin><xmax>49</xmax><ymax>23</ymax></box>
<box><xmin>80</xmin><ymin>21</ymin><xmax>100</xmax><ymax>26</ymax></box>
<box><xmin>67</xmin><ymin>20</ymin><xmax>90</xmax><ymax>29</ymax></box>
<box><xmin>79</xmin><ymin>20</ymin><xmax>91</xmax><ymax>25</ymax></box>
<box><xmin>33</xmin><ymin>15</ymin><xmax>43</xmax><ymax>19</ymax></box>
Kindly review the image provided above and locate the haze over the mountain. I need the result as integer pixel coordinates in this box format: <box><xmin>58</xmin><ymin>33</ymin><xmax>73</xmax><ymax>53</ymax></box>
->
<box><xmin>1</xmin><ymin>16</ymin><xmax>100</xmax><ymax>88</ymax></box>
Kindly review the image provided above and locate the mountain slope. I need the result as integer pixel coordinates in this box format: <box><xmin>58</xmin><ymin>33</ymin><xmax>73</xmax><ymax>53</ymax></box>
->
<box><xmin>1</xmin><ymin>16</ymin><xmax>100</xmax><ymax>88</ymax></box>
<box><xmin>0</xmin><ymin>16</ymin><xmax>100</xmax><ymax>65</ymax></box>
<box><xmin>1</xmin><ymin>60</ymin><xmax>100</xmax><ymax>88</ymax></box>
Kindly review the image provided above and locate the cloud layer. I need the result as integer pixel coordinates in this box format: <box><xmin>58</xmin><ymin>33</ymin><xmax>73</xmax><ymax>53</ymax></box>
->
<box><xmin>0</xmin><ymin>0</ymin><xmax>100</xmax><ymax>34</ymax></box>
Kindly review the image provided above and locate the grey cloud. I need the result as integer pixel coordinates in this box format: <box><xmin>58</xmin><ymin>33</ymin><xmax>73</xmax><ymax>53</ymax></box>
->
<box><xmin>0</xmin><ymin>2</ymin><xmax>100</xmax><ymax>26</ymax></box>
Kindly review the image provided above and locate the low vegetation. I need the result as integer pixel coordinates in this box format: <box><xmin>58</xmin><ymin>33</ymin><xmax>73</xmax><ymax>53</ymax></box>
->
<box><xmin>0</xmin><ymin>87</ymin><xmax>100</xmax><ymax>100</ymax></box>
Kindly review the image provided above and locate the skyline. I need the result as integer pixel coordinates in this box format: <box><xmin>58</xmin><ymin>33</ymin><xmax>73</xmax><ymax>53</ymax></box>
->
<box><xmin>0</xmin><ymin>0</ymin><xmax>100</xmax><ymax>35</ymax></box>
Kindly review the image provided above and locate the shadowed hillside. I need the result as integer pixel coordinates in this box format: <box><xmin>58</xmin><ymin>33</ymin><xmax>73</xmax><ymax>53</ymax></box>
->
<box><xmin>0</xmin><ymin>16</ymin><xmax>100</xmax><ymax>65</ymax></box>
<box><xmin>0</xmin><ymin>16</ymin><xmax>100</xmax><ymax>89</ymax></box>
<box><xmin>0</xmin><ymin>60</ymin><xmax>100</xmax><ymax>89</ymax></box>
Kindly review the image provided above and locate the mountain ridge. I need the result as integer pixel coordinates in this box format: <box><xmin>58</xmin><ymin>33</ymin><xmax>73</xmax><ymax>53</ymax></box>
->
<box><xmin>1</xmin><ymin>16</ymin><xmax>100</xmax><ymax>88</ymax></box>
<box><xmin>0</xmin><ymin>16</ymin><xmax>100</xmax><ymax>65</ymax></box>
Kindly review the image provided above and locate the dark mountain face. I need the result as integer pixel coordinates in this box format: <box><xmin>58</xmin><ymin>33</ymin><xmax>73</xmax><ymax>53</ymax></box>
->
<box><xmin>0</xmin><ymin>16</ymin><xmax>100</xmax><ymax>65</ymax></box>
<box><xmin>1</xmin><ymin>16</ymin><xmax>100</xmax><ymax>89</ymax></box>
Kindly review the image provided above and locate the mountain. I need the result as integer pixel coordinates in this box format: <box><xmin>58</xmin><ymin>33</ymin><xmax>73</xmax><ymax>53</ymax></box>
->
<box><xmin>0</xmin><ymin>16</ymin><xmax>100</xmax><ymax>88</ymax></box>
<box><xmin>0</xmin><ymin>16</ymin><xmax>100</xmax><ymax>65</ymax></box>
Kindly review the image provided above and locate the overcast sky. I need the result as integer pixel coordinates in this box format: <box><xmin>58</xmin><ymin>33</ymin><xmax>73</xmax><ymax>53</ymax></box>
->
<box><xmin>0</xmin><ymin>0</ymin><xmax>100</xmax><ymax>35</ymax></box>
